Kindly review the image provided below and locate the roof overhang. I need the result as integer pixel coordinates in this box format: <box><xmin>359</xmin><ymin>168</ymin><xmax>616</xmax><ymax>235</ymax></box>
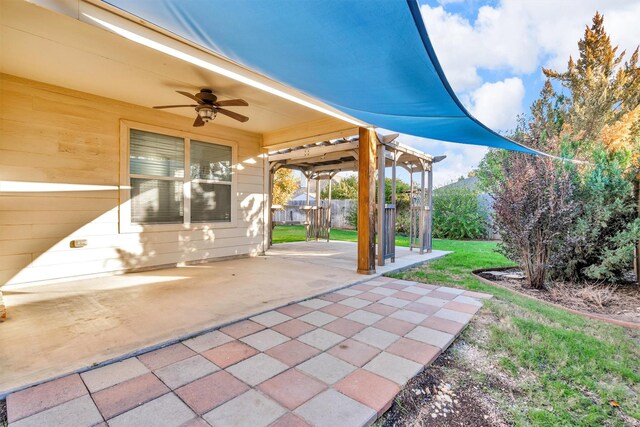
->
<box><xmin>1</xmin><ymin>0</ymin><xmax>365</xmax><ymax>140</ymax></box>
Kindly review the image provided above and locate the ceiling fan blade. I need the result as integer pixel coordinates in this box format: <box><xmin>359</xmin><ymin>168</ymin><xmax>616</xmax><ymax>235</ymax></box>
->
<box><xmin>153</xmin><ymin>104</ymin><xmax>198</xmax><ymax>109</ymax></box>
<box><xmin>177</xmin><ymin>91</ymin><xmax>203</xmax><ymax>104</ymax></box>
<box><xmin>217</xmin><ymin>108</ymin><xmax>249</xmax><ymax>123</ymax></box>
<box><xmin>215</xmin><ymin>99</ymin><xmax>249</xmax><ymax>107</ymax></box>
<box><xmin>193</xmin><ymin>115</ymin><xmax>205</xmax><ymax>127</ymax></box>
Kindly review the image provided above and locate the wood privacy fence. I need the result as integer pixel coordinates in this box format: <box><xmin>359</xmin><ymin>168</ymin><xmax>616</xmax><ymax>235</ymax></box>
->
<box><xmin>272</xmin><ymin>199</ymin><xmax>356</xmax><ymax>230</ymax></box>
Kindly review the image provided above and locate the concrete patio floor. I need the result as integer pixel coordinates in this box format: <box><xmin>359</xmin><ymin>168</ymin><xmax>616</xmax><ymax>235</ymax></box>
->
<box><xmin>0</xmin><ymin>241</ymin><xmax>448</xmax><ymax>395</ymax></box>
<box><xmin>6</xmin><ymin>276</ymin><xmax>491</xmax><ymax>427</ymax></box>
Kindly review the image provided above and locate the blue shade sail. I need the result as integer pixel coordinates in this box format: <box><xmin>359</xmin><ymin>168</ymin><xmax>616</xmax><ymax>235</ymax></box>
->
<box><xmin>104</xmin><ymin>0</ymin><xmax>538</xmax><ymax>154</ymax></box>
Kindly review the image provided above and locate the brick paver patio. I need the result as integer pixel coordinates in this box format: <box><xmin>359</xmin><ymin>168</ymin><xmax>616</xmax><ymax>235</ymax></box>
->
<box><xmin>6</xmin><ymin>277</ymin><xmax>490</xmax><ymax>427</ymax></box>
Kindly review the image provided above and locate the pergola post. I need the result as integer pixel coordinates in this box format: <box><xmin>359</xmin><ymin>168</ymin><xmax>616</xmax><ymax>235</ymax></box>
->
<box><xmin>409</xmin><ymin>168</ymin><xmax>414</xmax><ymax>251</ymax></box>
<box><xmin>391</xmin><ymin>151</ymin><xmax>397</xmax><ymax>262</ymax></box>
<box><xmin>427</xmin><ymin>164</ymin><xmax>433</xmax><ymax>252</ymax></box>
<box><xmin>358</xmin><ymin>127</ymin><xmax>376</xmax><ymax>274</ymax></box>
<box><xmin>315</xmin><ymin>177</ymin><xmax>320</xmax><ymax>241</ymax></box>
<box><xmin>377</xmin><ymin>142</ymin><xmax>386</xmax><ymax>266</ymax></box>
<box><xmin>419</xmin><ymin>164</ymin><xmax>426</xmax><ymax>254</ymax></box>
<box><xmin>327</xmin><ymin>175</ymin><xmax>333</xmax><ymax>242</ymax></box>
<box><xmin>305</xmin><ymin>172</ymin><xmax>311</xmax><ymax>242</ymax></box>
<box><xmin>268</xmin><ymin>166</ymin><xmax>275</xmax><ymax>248</ymax></box>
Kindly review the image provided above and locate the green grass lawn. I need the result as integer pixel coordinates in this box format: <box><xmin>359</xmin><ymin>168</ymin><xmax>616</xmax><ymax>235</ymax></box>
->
<box><xmin>391</xmin><ymin>238</ymin><xmax>640</xmax><ymax>426</ymax></box>
<box><xmin>272</xmin><ymin>224</ymin><xmax>411</xmax><ymax>246</ymax></box>
<box><xmin>273</xmin><ymin>225</ymin><xmax>640</xmax><ymax>425</ymax></box>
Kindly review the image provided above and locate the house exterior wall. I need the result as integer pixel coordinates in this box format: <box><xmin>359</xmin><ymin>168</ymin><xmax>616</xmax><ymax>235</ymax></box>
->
<box><xmin>0</xmin><ymin>74</ymin><xmax>267</xmax><ymax>288</ymax></box>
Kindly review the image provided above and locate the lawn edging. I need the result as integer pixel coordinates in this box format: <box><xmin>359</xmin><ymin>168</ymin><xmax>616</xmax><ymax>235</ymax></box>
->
<box><xmin>472</xmin><ymin>267</ymin><xmax>640</xmax><ymax>330</ymax></box>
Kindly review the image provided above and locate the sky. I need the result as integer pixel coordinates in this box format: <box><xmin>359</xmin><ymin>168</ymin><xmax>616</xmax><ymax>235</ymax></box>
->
<box><xmin>392</xmin><ymin>0</ymin><xmax>640</xmax><ymax>187</ymax></box>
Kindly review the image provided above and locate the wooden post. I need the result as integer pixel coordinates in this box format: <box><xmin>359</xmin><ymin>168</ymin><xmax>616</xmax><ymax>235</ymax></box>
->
<box><xmin>268</xmin><ymin>167</ymin><xmax>274</xmax><ymax>247</ymax></box>
<box><xmin>358</xmin><ymin>127</ymin><xmax>376</xmax><ymax>274</ymax></box>
<box><xmin>305</xmin><ymin>172</ymin><xmax>311</xmax><ymax>241</ymax></box>
<box><xmin>419</xmin><ymin>165</ymin><xmax>426</xmax><ymax>254</ymax></box>
<box><xmin>409</xmin><ymin>168</ymin><xmax>413</xmax><ymax>251</ymax></box>
<box><xmin>427</xmin><ymin>165</ymin><xmax>433</xmax><ymax>252</ymax></box>
<box><xmin>377</xmin><ymin>143</ymin><xmax>386</xmax><ymax>266</ymax></box>
<box><xmin>315</xmin><ymin>177</ymin><xmax>320</xmax><ymax>241</ymax></box>
<box><xmin>391</xmin><ymin>150</ymin><xmax>397</xmax><ymax>262</ymax></box>
<box><xmin>327</xmin><ymin>175</ymin><xmax>333</xmax><ymax>242</ymax></box>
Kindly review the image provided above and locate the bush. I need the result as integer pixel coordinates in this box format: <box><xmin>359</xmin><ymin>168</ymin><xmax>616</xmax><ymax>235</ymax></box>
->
<box><xmin>552</xmin><ymin>146</ymin><xmax>640</xmax><ymax>281</ymax></box>
<box><xmin>346</xmin><ymin>204</ymin><xmax>358</xmax><ymax>229</ymax></box>
<box><xmin>491</xmin><ymin>154</ymin><xmax>578</xmax><ymax>289</ymax></box>
<box><xmin>432</xmin><ymin>185</ymin><xmax>488</xmax><ymax>240</ymax></box>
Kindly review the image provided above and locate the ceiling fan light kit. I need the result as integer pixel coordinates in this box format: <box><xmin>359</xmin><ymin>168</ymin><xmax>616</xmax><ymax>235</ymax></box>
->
<box><xmin>153</xmin><ymin>89</ymin><xmax>249</xmax><ymax>127</ymax></box>
<box><xmin>196</xmin><ymin>105</ymin><xmax>216</xmax><ymax>122</ymax></box>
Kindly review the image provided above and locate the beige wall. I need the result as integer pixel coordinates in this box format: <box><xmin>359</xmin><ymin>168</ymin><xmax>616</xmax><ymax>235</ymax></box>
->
<box><xmin>0</xmin><ymin>74</ymin><xmax>267</xmax><ymax>287</ymax></box>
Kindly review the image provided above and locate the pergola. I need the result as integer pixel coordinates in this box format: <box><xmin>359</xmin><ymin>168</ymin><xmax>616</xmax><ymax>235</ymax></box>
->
<box><xmin>268</xmin><ymin>131</ymin><xmax>445</xmax><ymax>272</ymax></box>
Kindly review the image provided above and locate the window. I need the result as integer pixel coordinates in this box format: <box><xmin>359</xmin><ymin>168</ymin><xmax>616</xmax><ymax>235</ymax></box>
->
<box><xmin>189</xmin><ymin>141</ymin><xmax>232</xmax><ymax>223</ymax></box>
<box><xmin>125</xmin><ymin>126</ymin><xmax>234</xmax><ymax>228</ymax></box>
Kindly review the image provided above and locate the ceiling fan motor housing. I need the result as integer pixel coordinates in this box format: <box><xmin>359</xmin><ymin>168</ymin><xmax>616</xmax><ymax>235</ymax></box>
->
<box><xmin>198</xmin><ymin>89</ymin><xmax>217</xmax><ymax>104</ymax></box>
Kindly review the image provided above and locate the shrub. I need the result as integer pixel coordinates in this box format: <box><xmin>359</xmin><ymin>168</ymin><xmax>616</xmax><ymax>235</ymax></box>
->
<box><xmin>552</xmin><ymin>146</ymin><xmax>640</xmax><ymax>281</ymax></box>
<box><xmin>491</xmin><ymin>154</ymin><xmax>578</xmax><ymax>289</ymax></box>
<box><xmin>432</xmin><ymin>185</ymin><xmax>488</xmax><ymax>240</ymax></box>
<box><xmin>346</xmin><ymin>204</ymin><xmax>358</xmax><ymax>229</ymax></box>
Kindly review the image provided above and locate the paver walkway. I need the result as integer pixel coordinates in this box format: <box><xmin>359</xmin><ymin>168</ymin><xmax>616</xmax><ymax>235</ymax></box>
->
<box><xmin>6</xmin><ymin>277</ymin><xmax>490</xmax><ymax>427</ymax></box>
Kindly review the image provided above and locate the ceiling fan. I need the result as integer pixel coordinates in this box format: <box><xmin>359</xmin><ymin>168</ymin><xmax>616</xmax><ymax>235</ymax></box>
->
<box><xmin>153</xmin><ymin>89</ymin><xmax>249</xmax><ymax>127</ymax></box>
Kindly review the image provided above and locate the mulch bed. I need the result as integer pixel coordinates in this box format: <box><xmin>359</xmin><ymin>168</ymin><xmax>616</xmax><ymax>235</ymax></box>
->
<box><xmin>477</xmin><ymin>268</ymin><xmax>640</xmax><ymax>325</ymax></box>
<box><xmin>1</xmin><ymin>399</ymin><xmax>7</xmax><ymax>427</ymax></box>
<box><xmin>378</xmin><ymin>342</ymin><xmax>509</xmax><ymax>426</ymax></box>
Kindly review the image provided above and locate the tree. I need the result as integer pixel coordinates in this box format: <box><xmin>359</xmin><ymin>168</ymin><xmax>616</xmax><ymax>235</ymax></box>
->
<box><xmin>479</xmin><ymin>12</ymin><xmax>640</xmax><ymax>285</ymax></box>
<box><xmin>543</xmin><ymin>12</ymin><xmax>640</xmax><ymax>151</ymax></box>
<box><xmin>272</xmin><ymin>168</ymin><xmax>299</xmax><ymax>206</ymax></box>
<box><xmin>322</xmin><ymin>175</ymin><xmax>358</xmax><ymax>200</ymax></box>
<box><xmin>432</xmin><ymin>185</ymin><xmax>488</xmax><ymax>240</ymax></box>
<box><xmin>492</xmin><ymin>155</ymin><xmax>577</xmax><ymax>289</ymax></box>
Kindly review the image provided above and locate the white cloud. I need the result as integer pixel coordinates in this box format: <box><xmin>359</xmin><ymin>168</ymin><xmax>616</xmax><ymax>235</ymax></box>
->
<box><xmin>395</xmin><ymin>135</ymin><xmax>489</xmax><ymax>188</ymax></box>
<box><xmin>397</xmin><ymin>1</ymin><xmax>640</xmax><ymax>188</ymax></box>
<box><xmin>466</xmin><ymin>77</ymin><xmax>525</xmax><ymax>131</ymax></box>
<box><xmin>421</xmin><ymin>1</ymin><xmax>640</xmax><ymax>92</ymax></box>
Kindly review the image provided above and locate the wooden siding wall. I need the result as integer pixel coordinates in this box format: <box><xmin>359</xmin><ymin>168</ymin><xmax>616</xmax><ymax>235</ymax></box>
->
<box><xmin>0</xmin><ymin>74</ymin><xmax>266</xmax><ymax>287</ymax></box>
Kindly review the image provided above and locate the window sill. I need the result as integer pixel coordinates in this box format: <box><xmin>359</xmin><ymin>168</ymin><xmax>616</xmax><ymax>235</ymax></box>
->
<box><xmin>119</xmin><ymin>221</ymin><xmax>238</xmax><ymax>234</ymax></box>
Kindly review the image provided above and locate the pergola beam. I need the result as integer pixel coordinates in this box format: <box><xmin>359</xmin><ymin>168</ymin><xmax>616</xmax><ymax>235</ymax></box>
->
<box><xmin>279</xmin><ymin>150</ymin><xmax>355</xmax><ymax>165</ymax></box>
<box><xmin>263</xmin><ymin>117</ymin><xmax>359</xmax><ymax>151</ymax></box>
<box><xmin>268</xmin><ymin>141</ymin><xmax>359</xmax><ymax>162</ymax></box>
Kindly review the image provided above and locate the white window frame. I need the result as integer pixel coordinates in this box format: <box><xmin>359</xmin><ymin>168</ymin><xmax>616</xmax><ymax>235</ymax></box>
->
<box><xmin>119</xmin><ymin>120</ymin><xmax>238</xmax><ymax>233</ymax></box>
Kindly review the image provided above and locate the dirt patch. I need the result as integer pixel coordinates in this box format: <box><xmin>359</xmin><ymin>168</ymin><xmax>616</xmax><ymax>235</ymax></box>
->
<box><xmin>478</xmin><ymin>269</ymin><xmax>640</xmax><ymax>324</ymax></box>
<box><xmin>1</xmin><ymin>399</ymin><xmax>7</xmax><ymax>427</ymax></box>
<box><xmin>377</xmin><ymin>331</ymin><xmax>511</xmax><ymax>426</ymax></box>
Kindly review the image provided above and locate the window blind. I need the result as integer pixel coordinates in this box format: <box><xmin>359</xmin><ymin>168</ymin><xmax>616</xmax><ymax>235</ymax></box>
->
<box><xmin>130</xmin><ymin>129</ymin><xmax>184</xmax><ymax>178</ymax></box>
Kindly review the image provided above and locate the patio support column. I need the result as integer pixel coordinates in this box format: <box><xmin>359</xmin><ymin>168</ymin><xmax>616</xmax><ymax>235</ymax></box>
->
<box><xmin>358</xmin><ymin>127</ymin><xmax>376</xmax><ymax>274</ymax></box>
<box><xmin>377</xmin><ymin>142</ymin><xmax>386</xmax><ymax>266</ymax></box>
